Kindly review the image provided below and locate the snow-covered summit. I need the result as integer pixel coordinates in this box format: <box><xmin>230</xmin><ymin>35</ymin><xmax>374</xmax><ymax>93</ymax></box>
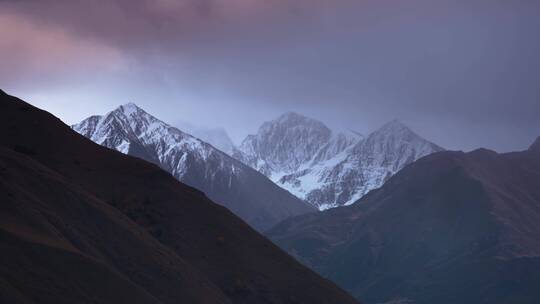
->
<box><xmin>234</xmin><ymin>112</ymin><xmax>334</xmax><ymax>176</ymax></box>
<box><xmin>118</xmin><ymin>102</ymin><xmax>140</xmax><ymax>116</ymax></box>
<box><xmin>74</xmin><ymin>103</ymin><xmax>206</xmax><ymax>158</ymax></box>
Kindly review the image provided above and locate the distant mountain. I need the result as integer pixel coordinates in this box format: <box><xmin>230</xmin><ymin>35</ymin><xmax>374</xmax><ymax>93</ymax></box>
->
<box><xmin>0</xmin><ymin>90</ymin><xmax>359</xmax><ymax>304</ymax></box>
<box><xmin>268</xmin><ymin>142</ymin><xmax>540</xmax><ymax>303</ymax></box>
<box><xmin>234</xmin><ymin>112</ymin><xmax>443</xmax><ymax>210</ymax></box>
<box><xmin>175</xmin><ymin>121</ymin><xmax>235</xmax><ymax>155</ymax></box>
<box><xmin>73</xmin><ymin>103</ymin><xmax>313</xmax><ymax>231</ymax></box>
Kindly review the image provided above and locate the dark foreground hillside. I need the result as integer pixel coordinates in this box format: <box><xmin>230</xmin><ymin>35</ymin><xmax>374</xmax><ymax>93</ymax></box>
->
<box><xmin>0</xmin><ymin>90</ymin><xmax>359</xmax><ymax>304</ymax></box>
<box><xmin>269</xmin><ymin>139</ymin><xmax>540</xmax><ymax>303</ymax></box>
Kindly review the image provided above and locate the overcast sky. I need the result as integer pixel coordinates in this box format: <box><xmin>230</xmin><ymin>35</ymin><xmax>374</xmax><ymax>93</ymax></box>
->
<box><xmin>1</xmin><ymin>0</ymin><xmax>539</xmax><ymax>152</ymax></box>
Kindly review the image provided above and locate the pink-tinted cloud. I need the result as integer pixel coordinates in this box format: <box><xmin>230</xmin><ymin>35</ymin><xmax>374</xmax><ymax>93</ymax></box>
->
<box><xmin>0</xmin><ymin>13</ymin><xmax>127</xmax><ymax>88</ymax></box>
<box><xmin>0</xmin><ymin>0</ymin><xmax>353</xmax><ymax>50</ymax></box>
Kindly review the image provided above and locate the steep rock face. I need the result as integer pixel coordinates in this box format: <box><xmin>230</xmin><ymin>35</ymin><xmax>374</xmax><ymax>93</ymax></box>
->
<box><xmin>268</xmin><ymin>144</ymin><xmax>540</xmax><ymax>304</ymax></box>
<box><xmin>0</xmin><ymin>90</ymin><xmax>359</xmax><ymax>304</ymax></box>
<box><xmin>73</xmin><ymin>104</ymin><xmax>313</xmax><ymax>231</ymax></box>
<box><xmin>235</xmin><ymin>113</ymin><xmax>442</xmax><ymax>210</ymax></box>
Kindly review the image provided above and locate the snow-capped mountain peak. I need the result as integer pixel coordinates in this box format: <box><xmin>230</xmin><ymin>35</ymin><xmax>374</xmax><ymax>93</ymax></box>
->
<box><xmin>354</xmin><ymin>120</ymin><xmax>444</xmax><ymax>172</ymax></box>
<box><xmin>76</xmin><ymin>103</ymin><xmax>226</xmax><ymax>175</ymax></box>
<box><xmin>256</xmin><ymin>112</ymin><xmax>332</xmax><ymax>153</ymax></box>
<box><xmin>234</xmin><ymin>114</ymin><xmax>443</xmax><ymax>210</ymax></box>
<box><xmin>366</xmin><ymin>119</ymin><xmax>424</xmax><ymax>143</ymax></box>
<box><xmin>235</xmin><ymin>112</ymin><xmax>333</xmax><ymax>176</ymax></box>
<box><xmin>75</xmin><ymin>102</ymin><xmax>203</xmax><ymax>157</ymax></box>
<box><xmin>259</xmin><ymin>111</ymin><xmax>331</xmax><ymax>135</ymax></box>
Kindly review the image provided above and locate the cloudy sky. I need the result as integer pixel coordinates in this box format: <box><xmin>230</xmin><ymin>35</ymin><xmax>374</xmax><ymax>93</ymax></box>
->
<box><xmin>1</xmin><ymin>0</ymin><xmax>539</xmax><ymax>152</ymax></box>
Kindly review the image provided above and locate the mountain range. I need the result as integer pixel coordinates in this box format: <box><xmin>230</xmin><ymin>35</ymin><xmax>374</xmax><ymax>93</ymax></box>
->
<box><xmin>3</xmin><ymin>89</ymin><xmax>540</xmax><ymax>304</ymax></box>
<box><xmin>268</xmin><ymin>139</ymin><xmax>540</xmax><ymax>303</ymax></box>
<box><xmin>0</xmin><ymin>90</ymin><xmax>359</xmax><ymax>304</ymax></box>
<box><xmin>72</xmin><ymin>103</ymin><xmax>313</xmax><ymax>231</ymax></box>
<box><xmin>234</xmin><ymin>112</ymin><xmax>444</xmax><ymax>210</ymax></box>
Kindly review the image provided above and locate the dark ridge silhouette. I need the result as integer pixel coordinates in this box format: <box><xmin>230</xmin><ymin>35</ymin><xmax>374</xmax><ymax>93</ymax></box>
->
<box><xmin>0</xmin><ymin>91</ymin><xmax>359</xmax><ymax>304</ymax></box>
